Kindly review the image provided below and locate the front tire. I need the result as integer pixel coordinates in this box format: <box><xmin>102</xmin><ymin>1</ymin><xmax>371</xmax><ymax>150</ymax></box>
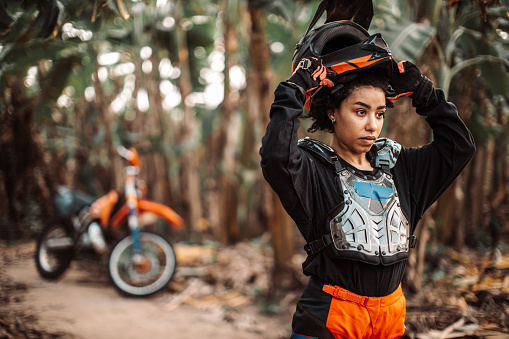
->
<box><xmin>108</xmin><ymin>232</ymin><xmax>176</xmax><ymax>297</ymax></box>
<box><xmin>35</xmin><ymin>221</ymin><xmax>75</xmax><ymax>279</ymax></box>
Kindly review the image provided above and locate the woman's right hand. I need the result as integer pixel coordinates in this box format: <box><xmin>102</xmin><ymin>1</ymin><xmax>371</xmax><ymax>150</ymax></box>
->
<box><xmin>287</xmin><ymin>57</ymin><xmax>335</xmax><ymax>90</ymax></box>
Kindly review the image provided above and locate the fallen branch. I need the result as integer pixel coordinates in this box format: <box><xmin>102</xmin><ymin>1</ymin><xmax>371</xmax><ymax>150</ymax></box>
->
<box><xmin>438</xmin><ymin>317</ymin><xmax>465</xmax><ymax>339</ymax></box>
<box><xmin>163</xmin><ymin>278</ymin><xmax>204</xmax><ymax>312</ymax></box>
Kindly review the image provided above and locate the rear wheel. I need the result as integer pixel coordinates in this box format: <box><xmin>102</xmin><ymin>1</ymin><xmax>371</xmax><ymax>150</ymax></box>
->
<box><xmin>35</xmin><ymin>221</ymin><xmax>75</xmax><ymax>279</ymax></box>
<box><xmin>108</xmin><ymin>232</ymin><xmax>176</xmax><ymax>297</ymax></box>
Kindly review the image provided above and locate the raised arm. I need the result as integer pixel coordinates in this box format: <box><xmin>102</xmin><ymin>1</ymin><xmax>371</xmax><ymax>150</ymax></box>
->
<box><xmin>260</xmin><ymin>59</ymin><xmax>337</xmax><ymax>226</ymax></box>
<box><xmin>389</xmin><ymin>61</ymin><xmax>476</xmax><ymax>220</ymax></box>
<box><xmin>259</xmin><ymin>81</ymin><xmax>312</xmax><ymax>225</ymax></box>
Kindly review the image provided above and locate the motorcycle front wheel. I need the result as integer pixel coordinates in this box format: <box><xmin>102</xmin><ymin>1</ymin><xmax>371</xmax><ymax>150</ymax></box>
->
<box><xmin>108</xmin><ymin>232</ymin><xmax>176</xmax><ymax>297</ymax></box>
<box><xmin>35</xmin><ymin>221</ymin><xmax>75</xmax><ymax>280</ymax></box>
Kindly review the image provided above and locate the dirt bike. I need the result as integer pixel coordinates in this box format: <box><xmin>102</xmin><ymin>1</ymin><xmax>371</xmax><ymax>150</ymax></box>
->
<box><xmin>35</xmin><ymin>146</ymin><xmax>185</xmax><ymax>297</ymax></box>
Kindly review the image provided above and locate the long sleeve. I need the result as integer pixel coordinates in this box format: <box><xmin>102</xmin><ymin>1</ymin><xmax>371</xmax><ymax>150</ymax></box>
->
<box><xmin>260</xmin><ymin>81</ymin><xmax>311</xmax><ymax>226</ymax></box>
<box><xmin>260</xmin><ymin>81</ymin><xmax>344</xmax><ymax>243</ymax></box>
<box><xmin>395</xmin><ymin>88</ymin><xmax>476</xmax><ymax>228</ymax></box>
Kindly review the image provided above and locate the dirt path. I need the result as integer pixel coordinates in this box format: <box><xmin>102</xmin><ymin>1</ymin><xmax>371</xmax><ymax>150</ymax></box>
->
<box><xmin>5</xmin><ymin>242</ymin><xmax>509</xmax><ymax>339</ymax></box>
<box><xmin>2</xmin><ymin>242</ymin><xmax>290</xmax><ymax>339</ymax></box>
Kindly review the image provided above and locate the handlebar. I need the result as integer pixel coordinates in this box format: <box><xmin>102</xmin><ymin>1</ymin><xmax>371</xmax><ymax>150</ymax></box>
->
<box><xmin>117</xmin><ymin>146</ymin><xmax>141</xmax><ymax>167</ymax></box>
<box><xmin>117</xmin><ymin>145</ymin><xmax>130</xmax><ymax>160</ymax></box>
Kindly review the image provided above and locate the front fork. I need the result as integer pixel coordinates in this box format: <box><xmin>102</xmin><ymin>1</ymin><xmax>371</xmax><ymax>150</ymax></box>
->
<box><xmin>125</xmin><ymin>166</ymin><xmax>141</xmax><ymax>253</ymax></box>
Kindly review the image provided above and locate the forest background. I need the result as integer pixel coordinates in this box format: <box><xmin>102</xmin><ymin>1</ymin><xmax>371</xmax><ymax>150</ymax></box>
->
<box><xmin>0</xmin><ymin>0</ymin><xmax>509</xmax><ymax>298</ymax></box>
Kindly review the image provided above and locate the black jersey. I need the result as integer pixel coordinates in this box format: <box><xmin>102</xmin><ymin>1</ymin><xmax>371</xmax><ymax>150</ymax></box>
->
<box><xmin>260</xmin><ymin>81</ymin><xmax>475</xmax><ymax>297</ymax></box>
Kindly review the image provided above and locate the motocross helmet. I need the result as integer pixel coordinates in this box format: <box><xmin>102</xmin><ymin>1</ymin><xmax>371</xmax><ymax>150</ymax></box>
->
<box><xmin>292</xmin><ymin>13</ymin><xmax>393</xmax><ymax>110</ymax></box>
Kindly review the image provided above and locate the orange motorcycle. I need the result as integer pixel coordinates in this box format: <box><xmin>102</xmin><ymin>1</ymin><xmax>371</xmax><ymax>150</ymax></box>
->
<box><xmin>35</xmin><ymin>146</ymin><xmax>184</xmax><ymax>297</ymax></box>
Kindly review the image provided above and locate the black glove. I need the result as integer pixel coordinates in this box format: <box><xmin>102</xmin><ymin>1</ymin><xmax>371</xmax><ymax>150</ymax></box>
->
<box><xmin>287</xmin><ymin>57</ymin><xmax>335</xmax><ymax>91</ymax></box>
<box><xmin>387</xmin><ymin>60</ymin><xmax>425</xmax><ymax>100</ymax></box>
<box><xmin>387</xmin><ymin>60</ymin><xmax>440</xmax><ymax>115</ymax></box>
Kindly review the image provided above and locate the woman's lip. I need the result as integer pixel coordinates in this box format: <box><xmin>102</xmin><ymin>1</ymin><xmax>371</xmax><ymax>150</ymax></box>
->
<box><xmin>360</xmin><ymin>137</ymin><xmax>375</xmax><ymax>144</ymax></box>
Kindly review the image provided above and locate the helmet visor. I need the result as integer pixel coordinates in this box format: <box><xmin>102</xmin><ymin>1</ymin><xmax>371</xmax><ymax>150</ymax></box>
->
<box><xmin>322</xmin><ymin>33</ymin><xmax>392</xmax><ymax>78</ymax></box>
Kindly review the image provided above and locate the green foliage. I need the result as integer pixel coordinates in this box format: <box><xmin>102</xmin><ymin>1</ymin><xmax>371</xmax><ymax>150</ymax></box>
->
<box><xmin>262</xmin><ymin>1</ymin><xmax>319</xmax><ymax>84</ymax></box>
<box><xmin>372</xmin><ymin>21</ymin><xmax>436</xmax><ymax>62</ymax></box>
<box><xmin>1</xmin><ymin>0</ymin><xmax>509</xmax><ymax>249</ymax></box>
<box><xmin>37</xmin><ymin>55</ymin><xmax>83</xmax><ymax>122</ymax></box>
<box><xmin>186</xmin><ymin>17</ymin><xmax>217</xmax><ymax>90</ymax></box>
<box><xmin>250</xmin><ymin>0</ymin><xmax>299</xmax><ymax>20</ymax></box>
<box><xmin>0</xmin><ymin>3</ymin><xmax>15</xmax><ymax>33</ymax></box>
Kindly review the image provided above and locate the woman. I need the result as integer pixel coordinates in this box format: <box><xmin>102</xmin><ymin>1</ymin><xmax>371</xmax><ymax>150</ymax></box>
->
<box><xmin>259</xmin><ymin>45</ymin><xmax>475</xmax><ymax>339</ymax></box>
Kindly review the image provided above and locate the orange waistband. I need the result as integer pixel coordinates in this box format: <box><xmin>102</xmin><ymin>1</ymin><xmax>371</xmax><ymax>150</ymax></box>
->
<box><xmin>322</xmin><ymin>284</ymin><xmax>403</xmax><ymax>308</ymax></box>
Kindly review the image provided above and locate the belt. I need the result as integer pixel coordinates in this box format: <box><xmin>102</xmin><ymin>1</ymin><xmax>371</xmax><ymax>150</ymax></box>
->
<box><xmin>322</xmin><ymin>284</ymin><xmax>403</xmax><ymax>308</ymax></box>
<box><xmin>322</xmin><ymin>284</ymin><xmax>369</xmax><ymax>306</ymax></box>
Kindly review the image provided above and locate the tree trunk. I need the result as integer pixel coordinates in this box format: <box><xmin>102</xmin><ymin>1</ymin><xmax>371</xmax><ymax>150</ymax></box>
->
<box><xmin>131</xmin><ymin>52</ymin><xmax>174</xmax><ymax>208</ymax></box>
<box><xmin>91</xmin><ymin>65</ymin><xmax>121</xmax><ymax>193</ymax></box>
<box><xmin>486</xmin><ymin>100</ymin><xmax>509</xmax><ymax>246</ymax></box>
<box><xmin>150</xmin><ymin>53</ymin><xmax>176</xmax><ymax>208</ymax></box>
<box><xmin>404</xmin><ymin>213</ymin><xmax>432</xmax><ymax>293</ymax></box>
<box><xmin>237</xmin><ymin>2</ymin><xmax>266</xmax><ymax>240</ymax></box>
<box><xmin>0</xmin><ymin>76</ymin><xmax>54</xmax><ymax>240</ymax></box>
<box><xmin>175</xmin><ymin>1</ymin><xmax>202</xmax><ymax>236</ymax></box>
<box><xmin>247</xmin><ymin>2</ymin><xmax>296</xmax><ymax>290</ymax></box>
<box><xmin>213</xmin><ymin>0</ymin><xmax>241</xmax><ymax>244</ymax></box>
<box><xmin>463</xmin><ymin>144</ymin><xmax>487</xmax><ymax>245</ymax></box>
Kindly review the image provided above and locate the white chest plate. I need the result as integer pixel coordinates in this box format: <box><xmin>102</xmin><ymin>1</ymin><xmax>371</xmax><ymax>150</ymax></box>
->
<box><xmin>330</xmin><ymin>168</ymin><xmax>410</xmax><ymax>260</ymax></box>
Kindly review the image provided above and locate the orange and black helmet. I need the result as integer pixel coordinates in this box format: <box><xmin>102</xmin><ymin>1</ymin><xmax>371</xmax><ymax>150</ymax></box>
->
<box><xmin>292</xmin><ymin>19</ymin><xmax>393</xmax><ymax>110</ymax></box>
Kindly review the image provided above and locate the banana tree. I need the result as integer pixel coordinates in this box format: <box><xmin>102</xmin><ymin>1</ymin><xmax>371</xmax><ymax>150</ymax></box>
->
<box><xmin>371</xmin><ymin>0</ymin><xmax>509</xmax><ymax>291</ymax></box>
<box><xmin>0</xmin><ymin>0</ymin><xmax>136</xmax><ymax>240</ymax></box>
<box><xmin>421</xmin><ymin>3</ymin><xmax>509</xmax><ymax>251</ymax></box>
<box><xmin>0</xmin><ymin>1</ymin><xmax>76</xmax><ymax>240</ymax></box>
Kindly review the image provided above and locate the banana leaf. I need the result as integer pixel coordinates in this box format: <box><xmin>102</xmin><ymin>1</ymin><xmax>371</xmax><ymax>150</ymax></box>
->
<box><xmin>36</xmin><ymin>55</ymin><xmax>82</xmax><ymax>122</ymax></box>
<box><xmin>0</xmin><ymin>6</ymin><xmax>37</xmax><ymax>44</ymax></box>
<box><xmin>0</xmin><ymin>39</ymin><xmax>79</xmax><ymax>80</ymax></box>
<box><xmin>250</xmin><ymin>0</ymin><xmax>299</xmax><ymax>20</ymax></box>
<box><xmin>452</xmin><ymin>28</ymin><xmax>509</xmax><ymax>96</ymax></box>
<box><xmin>32</xmin><ymin>0</ymin><xmax>60</xmax><ymax>38</ymax></box>
<box><xmin>0</xmin><ymin>2</ymin><xmax>15</xmax><ymax>33</ymax></box>
<box><xmin>0</xmin><ymin>1</ymin><xmax>60</xmax><ymax>41</ymax></box>
<box><xmin>373</xmin><ymin>21</ymin><xmax>436</xmax><ymax>62</ymax></box>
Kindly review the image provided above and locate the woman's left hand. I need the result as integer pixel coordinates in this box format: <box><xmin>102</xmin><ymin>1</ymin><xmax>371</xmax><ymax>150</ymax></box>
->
<box><xmin>387</xmin><ymin>60</ymin><xmax>424</xmax><ymax>100</ymax></box>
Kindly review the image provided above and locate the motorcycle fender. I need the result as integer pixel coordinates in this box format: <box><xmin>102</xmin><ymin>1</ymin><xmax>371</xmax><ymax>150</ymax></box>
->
<box><xmin>110</xmin><ymin>199</ymin><xmax>185</xmax><ymax>229</ymax></box>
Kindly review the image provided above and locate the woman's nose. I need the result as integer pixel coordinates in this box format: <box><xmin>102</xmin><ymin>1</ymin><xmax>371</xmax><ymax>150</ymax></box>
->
<box><xmin>365</xmin><ymin>114</ymin><xmax>377</xmax><ymax>131</ymax></box>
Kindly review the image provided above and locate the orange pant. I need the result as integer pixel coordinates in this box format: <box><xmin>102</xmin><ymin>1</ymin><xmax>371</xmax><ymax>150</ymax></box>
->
<box><xmin>322</xmin><ymin>284</ymin><xmax>406</xmax><ymax>339</ymax></box>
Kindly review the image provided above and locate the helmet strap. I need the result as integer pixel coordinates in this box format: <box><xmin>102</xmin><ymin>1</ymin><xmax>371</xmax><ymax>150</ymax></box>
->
<box><xmin>303</xmin><ymin>0</ymin><xmax>329</xmax><ymax>37</ymax></box>
<box><xmin>304</xmin><ymin>0</ymin><xmax>374</xmax><ymax>36</ymax></box>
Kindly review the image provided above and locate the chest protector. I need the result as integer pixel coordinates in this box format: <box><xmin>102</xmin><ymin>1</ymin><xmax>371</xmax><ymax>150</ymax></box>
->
<box><xmin>298</xmin><ymin>137</ymin><xmax>415</xmax><ymax>265</ymax></box>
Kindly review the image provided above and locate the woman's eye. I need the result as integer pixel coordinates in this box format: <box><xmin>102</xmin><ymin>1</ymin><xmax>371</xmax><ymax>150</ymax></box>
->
<box><xmin>356</xmin><ymin>109</ymin><xmax>366</xmax><ymax>115</ymax></box>
<box><xmin>377</xmin><ymin>111</ymin><xmax>386</xmax><ymax>118</ymax></box>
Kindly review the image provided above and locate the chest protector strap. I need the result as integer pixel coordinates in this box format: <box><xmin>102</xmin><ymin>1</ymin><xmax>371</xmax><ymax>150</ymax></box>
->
<box><xmin>298</xmin><ymin>138</ymin><xmax>416</xmax><ymax>264</ymax></box>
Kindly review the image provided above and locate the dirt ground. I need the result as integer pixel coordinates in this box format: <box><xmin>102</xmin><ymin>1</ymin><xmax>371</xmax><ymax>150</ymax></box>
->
<box><xmin>0</xmin><ymin>241</ymin><xmax>291</xmax><ymax>339</ymax></box>
<box><xmin>2</xmin><ymin>240</ymin><xmax>509</xmax><ymax>339</ymax></box>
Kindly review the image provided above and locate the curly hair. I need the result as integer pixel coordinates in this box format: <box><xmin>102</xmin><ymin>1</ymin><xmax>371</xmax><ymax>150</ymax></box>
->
<box><xmin>305</xmin><ymin>70</ymin><xmax>393</xmax><ymax>133</ymax></box>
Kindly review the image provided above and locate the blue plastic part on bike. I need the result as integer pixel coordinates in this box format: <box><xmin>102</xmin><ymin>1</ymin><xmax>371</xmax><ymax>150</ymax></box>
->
<box><xmin>54</xmin><ymin>185</ymin><xmax>95</xmax><ymax>217</ymax></box>
<box><xmin>131</xmin><ymin>227</ymin><xmax>141</xmax><ymax>252</ymax></box>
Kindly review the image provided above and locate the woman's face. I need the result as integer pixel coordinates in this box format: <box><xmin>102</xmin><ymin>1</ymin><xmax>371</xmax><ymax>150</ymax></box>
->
<box><xmin>329</xmin><ymin>86</ymin><xmax>386</xmax><ymax>157</ymax></box>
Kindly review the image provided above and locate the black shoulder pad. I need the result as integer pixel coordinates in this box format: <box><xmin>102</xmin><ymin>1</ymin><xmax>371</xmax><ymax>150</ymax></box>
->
<box><xmin>297</xmin><ymin>138</ymin><xmax>336</xmax><ymax>165</ymax></box>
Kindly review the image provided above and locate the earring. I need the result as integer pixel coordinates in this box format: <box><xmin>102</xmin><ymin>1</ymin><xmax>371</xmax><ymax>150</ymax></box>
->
<box><xmin>330</xmin><ymin>117</ymin><xmax>335</xmax><ymax>124</ymax></box>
